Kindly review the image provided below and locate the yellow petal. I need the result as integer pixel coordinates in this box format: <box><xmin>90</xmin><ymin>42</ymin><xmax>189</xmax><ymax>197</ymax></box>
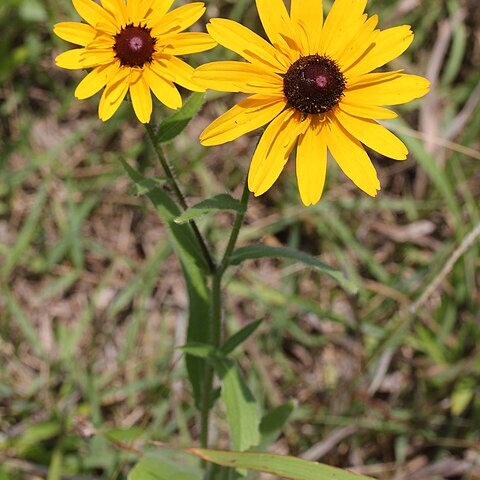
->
<box><xmin>151</xmin><ymin>2</ymin><xmax>205</xmax><ymax>37</ymax></box>
<box><xmin>149</xmin><ymin>55</ymin><xmax>175</xmax><ymax>81</ymax></box>
<box><xmin>328</xmin><ymin>13</ymin><xmax>371</xmax><ymax>62</ymax></box>
<box><xmin>130</xmin><ymin>75</ymin><xmax>153</xmax><ymax>123</ymax></box>
<box><xmin>290</xmin><ymin>0</ymin><xmax>323</xmax><ymax>55</ymax></box>
<box><xmin>335</xmin><ymin>109</ymin><xmax>408</xmax><ymax>160</ymax></box>
<box><xmin>156</xmin><ymin>56</ymin><xmax>205</xmax><ymax>92</ymax></box>
<box><xmin>85</xmin><ymin>32</ymin><xmax>115</xmax><ymax>49</ymax></box>
<box><xmin>74</xmin><ymin>60</ymin><xmax>120</xmax><ymax>99</ymax></box>
<box><xmin>200</xmin><ymin>94</ymin><xmax>287</xmax><ymax>146</ymax></box>
<box><xmin>336</xmin><ymin>15</ymin><xmax>379</xmax><ymax>70</ymax></box>
<box><xmin>127</xmin><ymin>0</ymin><xmax>153</xmax><ymax>23</ymax></box>
<box><xmin>92</xmin><ymin>21</ymin><xmax>118</xmax><ymax>36</ymax></box>
<box><xmin>129</xmin><ymin>68</ymin><xmax>142</xmax><ymax>84</ymax></box>
<box><xmin>345</xmin><ymin>25</ymin><xmax>414</xmax><ymax>78</ymax></box>
<box><xmin>162</xmin><ymin>32</ymin><xmax>217</xmax><ymax>55</ymax></box>
<box><xmin>148</xmin><ymin>0</ymin><xmax>174</xmax><ymax>17</ymax></box>
<box><xmin>319</xmin><ymin>0</ymin><xmax>367</xmax><ymax>56</ymax></box>
<box><xmin>325</xmin><ymin>114</ymin><xmax>380</xmax><ymax>196</ymax></box>
<box><xmin>101</xmin><ymin>0</ymin><xmax>128</xmax><ymax>27</ymax></box>
<box><xmin>193</xmin><ymin>61</ymin><xmax>283</xmax><ymax>94</ymax></box>
<box><xmin>296</xmin><ymin>116</ymin><xmax>328</xmax><ymax>206</ymax></box>
<box><xmin>55</xmin><ymin>48</ymin><xmax>85</xmax><ymax>69</ymax></box>
<box><xmin>206</xmin><ymin>18</ymin><xmax>288</xmax><ymax>72</ymax></box>
<box><xmin>80</xmin><ymin>48</ymin><xmax>115</xmax><ymax>68</ymax></box>
<box><xmin>104</xmin><ymin>68</ymin><xmax>131</xmax><ymax>104</ymax></box>
<box><xmin>249</xmin><ymin>109</ymin><xmax>309</xmax><ymax>196</ymax></box>
<box><xmin>338</xmin><ymin>99</ymin><xmax>398</xmax><ymax>120</ymax></box>
<box><xmin>346</xmin><ymin>70</ymin><xmax>403</xmax><ymax>88</ymax></box>
<box><xmin>345</xmin><ymin>73</ymin><xmax>430</xmax><ymax>106</ymax></box>
<box><xmin>99</xmin><ymin>71</ymin><xmax>130</xmax><ymax>121</ymax></box>
<box><xmin>143</xmin><ymin>66</ymin><xmax>182</xmax><ymax>110</ymax></box>
<box><xmin>72</xmin><ymin>0</ymin><xmax>116</xmax><ymax>29</ymax></box>
<box><xmin>255</xmin><ymin>0</ymin><xmax>300</xmax><ymax>62</ymax></box>
<box><xmin>53</xmin><ymin>22</ymin><xmax>96</xmax><ymax>46</ymax></box>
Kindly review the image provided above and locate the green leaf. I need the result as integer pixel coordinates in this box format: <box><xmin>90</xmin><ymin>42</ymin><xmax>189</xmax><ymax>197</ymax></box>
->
<box><xmin>156</xmin><ymin>92</ymin><xmax>205</xmax><ymax>144</ymax></box>
<box><xmin>47</xmin><ymin>447</ymin><xmax>63</xmax><ymax>480</ymax></box>
<box><xmin>4</xmin><ymin>292</ymin><xmax>45</xmax><ymax>357</ymax></box>
<box><xmin>121</xmin><ymin>158</ymin><xmax>210</xmax><ymax>408</ymax></box>
<box><xmin>221</xmin><ymin>319</ymin><xmax>262</xmax><ymax>355</ymax></box>
<box><xmin>179</xmin><ymin>342</ymin><xmax>218</xmax><ymax>359</ymax></box>
<box><xmin>1</xmin><ymin>184</ymin><xmax>48</xmax><ymax>278</ymax></box>
<box><xmin>120</xmin><ymin>158</ymin><xmax>208</xmax><ymax>272</ymax></box>
<box><xmin>175</xmin><ymin>193</ymin><xmax>246</xmax><ymax>224</ymax></box>
<box><xmin>259</xmin><ymin>400</ymin><xmax>295</xmax><ymax>449</ymax></box>
<box><xmin>132</xmin><ymin>177</ymin><xmax>169</xmax><ymax>196</ymax></box>
<box><xmin>213</xmin><ymin>359</ymin><xmax>260</xmax><ymax>452</ymax></box>
<box><xmin>229</xmin><ymin>245</ymin><xmax>358</xmax><ymax>294</ymax></box>
<box><xmin>186</xmin><ymin>449</ymin><xmax>374</xmax><ymax>480</ymax></box>
<box><xmin>128</xmin><ymin>452</ymin><xmax>201</xmax><ymax>480</ymax></box>
<box><xmin>451</xmin><ymin>377</ymin><xmax>476</xmax><ymax>416</ymax></box>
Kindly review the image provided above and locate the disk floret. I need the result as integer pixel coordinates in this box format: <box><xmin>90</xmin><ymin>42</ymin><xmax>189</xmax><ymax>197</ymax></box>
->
<box><xmin>114</xmin><ymin>24</ymin><xmax>156</xmax><ymax>67</ymax></box>
<box><xmin>283</xmin><ymin>54</ymin><xmax>346</xmax><ymax>115</ymax></box>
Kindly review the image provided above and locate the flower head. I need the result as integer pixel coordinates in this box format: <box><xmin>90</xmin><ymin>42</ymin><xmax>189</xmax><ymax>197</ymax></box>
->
<box><xmin>194</xmin><ymin>0</ymin><xmax>430</xmax><ymax>205</ymax></box>
<box><xmin>54</xmin><ymin>0</ymin><xmax>216</xmax><ymax>123</ymax></box>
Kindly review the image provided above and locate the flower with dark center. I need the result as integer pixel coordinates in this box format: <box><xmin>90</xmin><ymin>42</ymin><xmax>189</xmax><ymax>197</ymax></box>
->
<box><xmin>194</xmin><ymin>0</ymin><xmax>430</xmax><ymax>205</ymax></box>
<box><xmin>54</xmin><ymin>0</ymin><xmax>217</xmax><ymax>123</ymax></box>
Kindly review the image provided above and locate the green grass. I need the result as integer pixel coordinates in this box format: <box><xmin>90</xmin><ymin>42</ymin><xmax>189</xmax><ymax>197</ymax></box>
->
<box><xmin>1</xmin><ymin>0</ymin><xmax>479</xmax><ymax>479</ymax></box>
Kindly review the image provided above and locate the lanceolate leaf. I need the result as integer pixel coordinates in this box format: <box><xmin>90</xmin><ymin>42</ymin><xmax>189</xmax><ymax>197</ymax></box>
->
<box><xmin>185</xmin><ymin>449</ymin><xmax>374</xmax><ymax>480</ymax></box>
<box><xmin>121</xmin><ymin>159</ymin><xmax>210</xmax><ymax>408</ymax></box>
<box><xmin>179</xmin><ymin>342</ymin><xmax>218</xmax><ymax>359</ymax></box>
<box><xmin>157</xmin><ymin>92</ymin><xmax>206</xmax><ymax>144</ymax></box>
<box><xmin>128</xmin><ymin>451</ymin><xmax>201</xmax><ymax>480</ymax></box>
<box><xmin>258</xmin><ymin>400</ymin><xmax>296</xmax><ymax>449</ymax></box>
<box><xmin>175</xmin><ymin>193</ymin><xmax>245</xmax><ymax>224</ymax></box>
<box><xmin>213</xmin><ymin>359</ymin><xmax>260</xmax><ymax>452</ymax></box>
<box><xmin>221</xmin><ymin>319</ymin><xmax>262</xmax><ymax>355</ymax></box>
<box><xmin>121</xmin><ymin>159</ymin><xmax>208</xmax><ymax>272</ymax></box>
<box><xmin>229</xmin><ymin>245</ymin><xmax>358</xmax><ymax>294</ymax></box>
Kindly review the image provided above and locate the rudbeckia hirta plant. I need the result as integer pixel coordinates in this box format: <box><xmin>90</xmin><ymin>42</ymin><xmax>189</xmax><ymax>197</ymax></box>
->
<box><xmin>54</xmin><ymin>0</ymin><xmax>216</xmax><ymax>123</ymax></box>
<box><xmin>194</xmin><ymin>0</ymin><xmax>430</xmax><ymax>205</ymax></box>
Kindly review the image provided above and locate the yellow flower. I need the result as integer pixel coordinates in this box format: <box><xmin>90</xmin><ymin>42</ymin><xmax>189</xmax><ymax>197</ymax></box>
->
<box><xmin>54</xmin><ymin>0</ymin><xmax>216</xmax><ymax>123</ymax></box>
<box><xmin>194</xmin><ymin>0</ymin><xmax>430</xmax><ymax>205</ymax></box>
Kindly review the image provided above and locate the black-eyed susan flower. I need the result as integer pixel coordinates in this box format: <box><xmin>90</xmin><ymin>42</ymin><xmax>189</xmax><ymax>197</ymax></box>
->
<box><xmin>54</xmin><ymin>0</ymin><xmax>216</xmax><ymax>123</ymax></box>
<box><xmin>194</xmin><ymin>0</ymin><xmax>430</xmax><ymax>205</ymax></box>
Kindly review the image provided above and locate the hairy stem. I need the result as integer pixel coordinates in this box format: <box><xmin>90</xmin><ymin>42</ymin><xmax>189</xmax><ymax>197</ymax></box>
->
<box><xmin>144</xmin><ymin>123</ymin><xmax>215</xmax><ymax>273</ymax></box>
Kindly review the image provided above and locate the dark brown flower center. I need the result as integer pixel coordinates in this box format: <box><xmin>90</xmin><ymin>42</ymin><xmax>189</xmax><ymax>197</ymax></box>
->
<box><xmin>114</xmin><ymin>24</ymin><xmax>156</xmax><ymax>67</ymax></box>
<box><xmin>283</xmin><ymin>55</ymin><xmax>346</xmax><ymax>114</ymax></box>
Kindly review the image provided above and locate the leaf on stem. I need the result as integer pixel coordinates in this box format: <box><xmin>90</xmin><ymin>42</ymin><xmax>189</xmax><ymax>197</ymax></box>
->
<box><xmin>213</xmin><ymin>358</ymin><xmax>260</xmax><ymax>452</ymax></box>
<box><xmin>258</xmin><ymin>400</ymin><xmax>296</xmax><ymax>449</ymax></box>
<box><xmin>132</xmin><ymin>177</ymin><xmax>169</xmax><ymax>196</ymax></box>
<box><xmin>184</xmin><ymin>448</ymin><xmax>374</xmax><ymax>480</ymax></box>
<box><xmin>174</xmin><ymin>193</ymin><xmax>246</xmax><ymax>224</ymax></box>
<box><xmin>220</xmin><ymin>319</ymin><xmax>262</xmax><ymax>355</ymax></box>
<box><xmin>180</xmin><ymin>342</ymin><xmax>219</xmax><ymax>359</ymax></box>
<box><xmin>229</xmin><ymin>245</ymin><xmax>358</xmax><ymax>294</ymax></box>
<box><xmin>156</xmin><ymin>92</ymin><xmax>206</xmax><ymax>144</ymax></box>
<box><xmin>128</xmin><ymin>451</ymin><xmax>201</xmax><ymax>480</ymax></box>
<box><xmin>121</xmin><ymin>158</ymin><xmax>210</xmax><ymax>408</ymax></box>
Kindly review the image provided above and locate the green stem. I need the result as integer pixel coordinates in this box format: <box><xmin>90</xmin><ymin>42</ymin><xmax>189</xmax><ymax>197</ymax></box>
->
<box><xmin>199</xmin><ymin>178</ymin><xmax>250</xmax><ymax>451</ymax></box>
<box><xmin>219</xmin><ymin>179</ymin><xmax>250</xmax><ymax>274</ymax></box>
<box><xmin>144</xmin><ymin>123</ymin><xmax>215</xmax><ymax>273</ymax></box>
